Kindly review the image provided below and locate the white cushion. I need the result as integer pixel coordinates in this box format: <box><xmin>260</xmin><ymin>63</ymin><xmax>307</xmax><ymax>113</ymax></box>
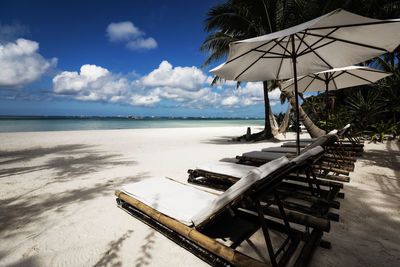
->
<box><xmin>122</xmin><ymin>178</ymin><xmax>216</xmax><ymax>226</ymax></box>
<box><xmin>261</xmin><ymin>147</ymin><xmax>297</xmax><ymax>153</ymax></box>
<box><xmin>192</xmin><ymin>156</ymin><xmax>290</xmax><ymax>226</ymax></box>
<box><xmin>122</xmin><ymin>157</ymin><xmax>290</xmax><ymax>227</ymax></box>
<box><xmin>196</xmin><ymin>162</ymin><xmax>255</xmax><ymax>178</ymax></box>
<box><xmin>242</xmin><ymin>151</ymin><xmax>285</xmax><ymax>160</ymax></box>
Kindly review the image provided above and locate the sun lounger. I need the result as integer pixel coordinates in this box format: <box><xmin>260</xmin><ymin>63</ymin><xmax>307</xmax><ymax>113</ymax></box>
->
<box><xmin>188</xmin><ymin>146</ymin><xmax>342</xmax><ymax>222</ymax></box>
<box><xmin>237</xmin><ymin>134</ymin><xmax>354</xmax><ymax>177</ymax></box>
<box><xmin>281</xmin><ymin>125</ymin><xmax>363</xmax><ymax>156</ymax></box>
<box><xmin>294</xmin><ymin>125</ymin><xmax>362</xmax><ymax>146</ymax></box>
<box><xmin>116</xmin><ymin>155</ymin><xmax>330</xmax><ymax>266</ymax></box>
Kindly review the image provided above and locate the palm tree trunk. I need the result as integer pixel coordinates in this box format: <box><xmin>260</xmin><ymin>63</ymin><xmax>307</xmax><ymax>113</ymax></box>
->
<box><xmin>263</xmin><ymin>81</ymin><xmax>274</xmax><ymax>139</ymax></box>
<box><xmin>283</xmin><ymin>91</ymin><xmax>326</xmax><ymax>138</ymax></box>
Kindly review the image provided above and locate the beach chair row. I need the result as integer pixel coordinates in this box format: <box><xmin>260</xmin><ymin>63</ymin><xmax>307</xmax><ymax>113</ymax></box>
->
<box><xmin>115</xmin><ymin>126</ymin><xmax>363</xmax><ymax>266</ymax></box>
<box><xmin>185</xmin><ymin>126</ymin><xmax>363</xmax><ymax>265</ymax></box>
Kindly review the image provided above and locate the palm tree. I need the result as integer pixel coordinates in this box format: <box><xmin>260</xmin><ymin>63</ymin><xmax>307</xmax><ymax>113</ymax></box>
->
<box><xmin>200</xmin><ymin>0</ymin><xmax>304</xmax><ymax>140</ymax></box>
<box><xmin>370</xmin><ymin>55</ymin><xmax>400</xmax><ymax>124</ymax></box>
<box><xmin>270</xmin><ymin>79</ymin><xmax>327</xmax><ymax>137</ymax></box>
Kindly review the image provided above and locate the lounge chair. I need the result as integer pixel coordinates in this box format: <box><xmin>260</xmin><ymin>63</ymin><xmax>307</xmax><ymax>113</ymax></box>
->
<box><xmin>291</xmin><ymin>125</ymin><xmax>362</xmax><ymax>146</ymax></box>
<box><xmin>188</xmin><ymin>146</ymin><xmax>342</xmax><ymax>222</ymax></box>
<box><xmin>280</xmin><ymin>125</ymin><xmax>363</xmax><ymax>156</ymax></box>
<box><xmin>116</xmin><ymin>155</ymin><xmax>330</xmax><ymax>266</ymax></box>
<box><xmin>237</xmin><ymin>134</ymin><xmax>354</xmax><ymax>177</ymax></box>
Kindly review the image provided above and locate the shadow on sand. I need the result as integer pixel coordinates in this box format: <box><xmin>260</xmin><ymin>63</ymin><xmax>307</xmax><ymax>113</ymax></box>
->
<box><xmin>201</xmin><ymin>136</ymin><xmax>282</xmax><ymax>145</ymax></box>
<box><xmin>0</xmin><ymin>144</ymin><xmax>137</xmax><ymax>180</ymax></box>
<box><xmin>93</xmin><ymin>229</ymin><xmax>134</xmax><ymax>267</ymax></box>
<box><xmin>0</xmin><ymin>172</ymin><xmax>148</xmax><ymax>237</ymax></box>
<box><xmin>0</xmin><ymin>143</ymin><xmax>145</xmax><ymax>237</ymax></box>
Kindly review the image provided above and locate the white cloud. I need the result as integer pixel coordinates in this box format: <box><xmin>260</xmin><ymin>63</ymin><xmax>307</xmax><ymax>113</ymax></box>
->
<box><xmin>268</xmin><ymin>88</ymin><xmax>281</xmax><ymax>100</ymax></box>
<box><xmin>222</xmin><ymin>95</ymin><xmax>239</xmax><ymax>106</ymax></box>
<box><xmin>106</xmin><ymin>21</ymin><xmax>142</xmax><ymax>42</ymax></box>
<box><xmin>0</xmin><ymin>38</ymin><xmax>56</xmax><ymax>89</ymax></box>
<box><xmin>127</xmin><ymin>37</ymin><xmax>157</xmax><ymax>50</ymax></box>
<box><xmin>53</xmin><ymin>64</ymin><xmax>110</xmax><ymax>94</ymax></box>
<box><xmin>130</xmin><ymin>93</ymin><xmax>161</xmax><ymax>106</ymax></box>
<box><xmin>106</xmin><ymin>21</ymin><xmax>157</xmax><ymax>51</ymax></box>
<box><xmin>142</xmin><ymin>61</ymin><xmax>208</xmax><ymax>91</ymax></box>
<box><xmin>53</xmin><ymin>64</ymin><xmax>132</xmax><ymax>104</ymax></box>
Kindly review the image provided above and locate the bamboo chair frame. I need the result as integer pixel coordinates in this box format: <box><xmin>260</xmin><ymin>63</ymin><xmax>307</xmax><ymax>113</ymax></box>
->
<box><xmin>116</xmin><ymin>160</ymin><xmax>328</xmax><ymax>267</ymax></box>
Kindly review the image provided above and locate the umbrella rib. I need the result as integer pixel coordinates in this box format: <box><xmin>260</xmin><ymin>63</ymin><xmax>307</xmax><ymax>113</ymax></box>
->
<box><xmin>233</xmin><ymin>37</ymin><xmax>287</xmax><ymax>80</ymax></box>
<box><xmin>304</xmin><ymin>32</ymin><xmax>388</xmax><ymax>52</ymax></box>
<box><xmin>312</xmin><ymin>75</ymin><xmax>327</xmax><ymax>82</ymax></box>
<box><xmin>327</xmin><ymin>71</ymin><xmax>337</xmax><ymax>81</ymax></box>
<box><xmin>308</xmin><ymin>20</ymin><xmax>400</xmax><ymax>31</ymax></box>
<box><xmin>298</xmin><ymin>40</ymin><xmax>336</xmax><ymax>57</ymax></box>
<box><xmin>343</xmin><ymin>70</ymin><xmax>375</xmax><ymax>84</ymax></box>
<box><xmin>294</xmin><ymin>33</ymin><xmax>333</xmax><ymax>69</ymax></box>
<box><xmin>332</xmin><ymin>80</ymin><xmax>339</xmax><ymax>90</ymax></box>
<box><xmin>331</xmin><ymin>73</ymin><xmax>339</xmax><ymax>90</ymax></box>
<box><xmin>281</xmin><ymin>73</ymin><xmax>310</xmax><ymax>91</ymax></box>
<box><xmin>233</xmin><ymin>54</ymin><xmax>266</xmax><ymax>80</ymax></box>
<box><xmin>356</xmin><ymin>67</ymin><xmax>391</xmax><ymax>74</ymax></box>
<box><xmin>255</xmin><ymin>49</ymin><xmax>288</xmax><ymax>57</ymax></box>
<box><xmin>296</xmin><ymin>28</ymin><xmax>339</xmax><ymax>56</ymax></box>
<box><xmin>303</xmin><ymin>75</ymin><xmax>318</xmax><ymax>92</ymax></box>
<box><xmin>261</xmin><ymin>56</ymin><xmax>292</xmax><ymax>59</ymax></box>
<box><xmin>272</xmin><ymin>38</ymin><xmax>293</xmax><ymax>56</ymax></box>
<box><xmin>331</xmin><ymin>71</ymin><xmax>347</xmax><ymax>80</ymax></box>
<box><xmin>275</xmin><ymin>37</ymin><xmax>292</xmax><ymax>79</ymax></box>
<box><xmin>226</xmin><ymin>39</ymin><xmax>279</xmax><ymax>64</ymax></box>
<box><xmin>295</xmin><ymin>30</ymin><xmax>309</xmax><ymax>55</ymax></box>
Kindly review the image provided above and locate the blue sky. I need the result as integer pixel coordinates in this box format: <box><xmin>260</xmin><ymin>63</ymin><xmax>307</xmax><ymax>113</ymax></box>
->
<box><xmin>0</xmin><ymin>0</ymin><xmax>289</xmax><ymax>117</ymax></box>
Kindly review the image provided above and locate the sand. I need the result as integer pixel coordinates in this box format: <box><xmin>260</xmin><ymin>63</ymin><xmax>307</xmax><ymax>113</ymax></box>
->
<box><xmin>0</xmin><ymin>126</ymin><xmax>399</xmax><ymax>267</ymax></box>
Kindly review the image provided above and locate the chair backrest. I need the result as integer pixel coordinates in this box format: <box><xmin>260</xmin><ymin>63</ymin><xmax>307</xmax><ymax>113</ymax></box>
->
<box><xmin>291</xmin><ymin>146</ymin><xmax>324</xmax><ymax>166</ymax></box>
<box><xmin>338</xmin><ymin>124</ymin><xmax>351</xmax><ymax>137</ymax></box>
<box><xmin>192</xmin><ymin>156</ymin><xmax>292</xmax><ymax>226</ymax></box>
<box><xmin>302</xmin><ymin>134</ymin><xmax>338</xmax><ymax>152</ymax></box>
<box><xmin>252</xmin><ymin>146</ymin><xmax>324</xmax><ymax>200</ymax></box>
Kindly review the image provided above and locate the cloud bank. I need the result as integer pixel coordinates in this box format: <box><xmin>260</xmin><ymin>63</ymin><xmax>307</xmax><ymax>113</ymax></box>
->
<box><xmin>52</xmin><ymin>60</ymin><xmax>282</xmax><ymax>109</ymax></box>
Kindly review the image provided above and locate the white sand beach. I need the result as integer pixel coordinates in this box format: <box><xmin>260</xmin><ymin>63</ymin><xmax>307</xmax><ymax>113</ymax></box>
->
<box><xmin>0</xmin><ymin>127</ymin><xmax>399</xmax><ymax>266</ymax></box>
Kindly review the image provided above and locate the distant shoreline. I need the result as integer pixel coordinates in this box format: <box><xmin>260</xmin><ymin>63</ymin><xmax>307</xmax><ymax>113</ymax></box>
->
<box><xmin>0</xmin><ymin>116</ymin><xmax>265</xmax><ymax>132</ymax></box>
<box><xmin>0</xmin><ymin>115</ymin><xmax>264</xmax><ymax>120</ymax></box>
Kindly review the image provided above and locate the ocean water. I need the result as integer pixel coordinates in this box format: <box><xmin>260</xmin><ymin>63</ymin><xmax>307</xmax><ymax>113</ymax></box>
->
<box><xmin>0</xmin><ymin>116</ymin><xmax>264</xmax><ymax>132</ymax></box>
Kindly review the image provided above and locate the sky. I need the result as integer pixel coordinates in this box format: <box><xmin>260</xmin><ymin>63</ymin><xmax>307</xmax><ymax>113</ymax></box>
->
<box><xmin>0</xmin><ymin>0</ymin><xmax>290</xmax><ymax>117</ymax></box>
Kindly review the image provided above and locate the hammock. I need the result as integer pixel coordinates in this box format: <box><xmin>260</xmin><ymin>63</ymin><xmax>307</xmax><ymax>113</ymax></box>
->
<box><xmin>269</xmin><ymin>104</ymin><xmax>291</xmax><ymax>136</ymax></box>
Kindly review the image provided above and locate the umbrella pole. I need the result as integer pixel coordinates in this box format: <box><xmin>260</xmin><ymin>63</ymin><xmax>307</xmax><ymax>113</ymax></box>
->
<box><xmin>291</xmin><ymin>35</ymin><xmax>301</xmax><ymax>155</ymax></box>
<box><xmin>325</xmin><ymin>81</ymin><xmax>329</xmax><ymax>134</ymax></box>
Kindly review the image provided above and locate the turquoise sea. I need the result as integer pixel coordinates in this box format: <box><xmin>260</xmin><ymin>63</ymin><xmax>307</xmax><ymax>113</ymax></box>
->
<box><xmin>0</xmin><ymin>116</ymin><xmax>264</xmax><ymax>132</ymax></box>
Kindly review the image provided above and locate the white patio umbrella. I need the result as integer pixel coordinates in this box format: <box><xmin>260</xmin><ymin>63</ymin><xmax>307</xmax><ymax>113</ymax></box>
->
<box><xmin>211</xmin><ymin>8</ymin><xmax>400</xmax><ymax>154</ymax></box>
<box><xmin>281</xmin><ymin>66</ymin><xmax>392</xmax><ymax>131</ymax></box>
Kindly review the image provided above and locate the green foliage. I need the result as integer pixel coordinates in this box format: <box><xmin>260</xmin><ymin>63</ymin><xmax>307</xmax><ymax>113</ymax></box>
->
<box><xmin>345</xmin><ymin>89</ymin><xmax>386</xmax><ymax>129</ymax></box>
<box><xmin>361</xmin><ymin>121</ymin><xmax>399</xmax><ymax>143</ymax></box>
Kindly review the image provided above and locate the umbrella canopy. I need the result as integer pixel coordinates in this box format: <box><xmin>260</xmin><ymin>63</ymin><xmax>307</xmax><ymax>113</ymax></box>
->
<box><xmin>211</xmin><ymin>8</ymin><xmax>400</xmax><ymax>154</ymax></box>
<box><xmin>281</xmin><ymin>66</ymin><xmax>392</xmax><ymax>93</ymax></box>
<box><xmin>281</xmin><ymin>65</ymin><xmax>392</xmax><ymax>132</ymax></box>
<box><xmin>211</xmin><ymin>9</ymin><xmax>400</xmax><ymax>81</ymax></box>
